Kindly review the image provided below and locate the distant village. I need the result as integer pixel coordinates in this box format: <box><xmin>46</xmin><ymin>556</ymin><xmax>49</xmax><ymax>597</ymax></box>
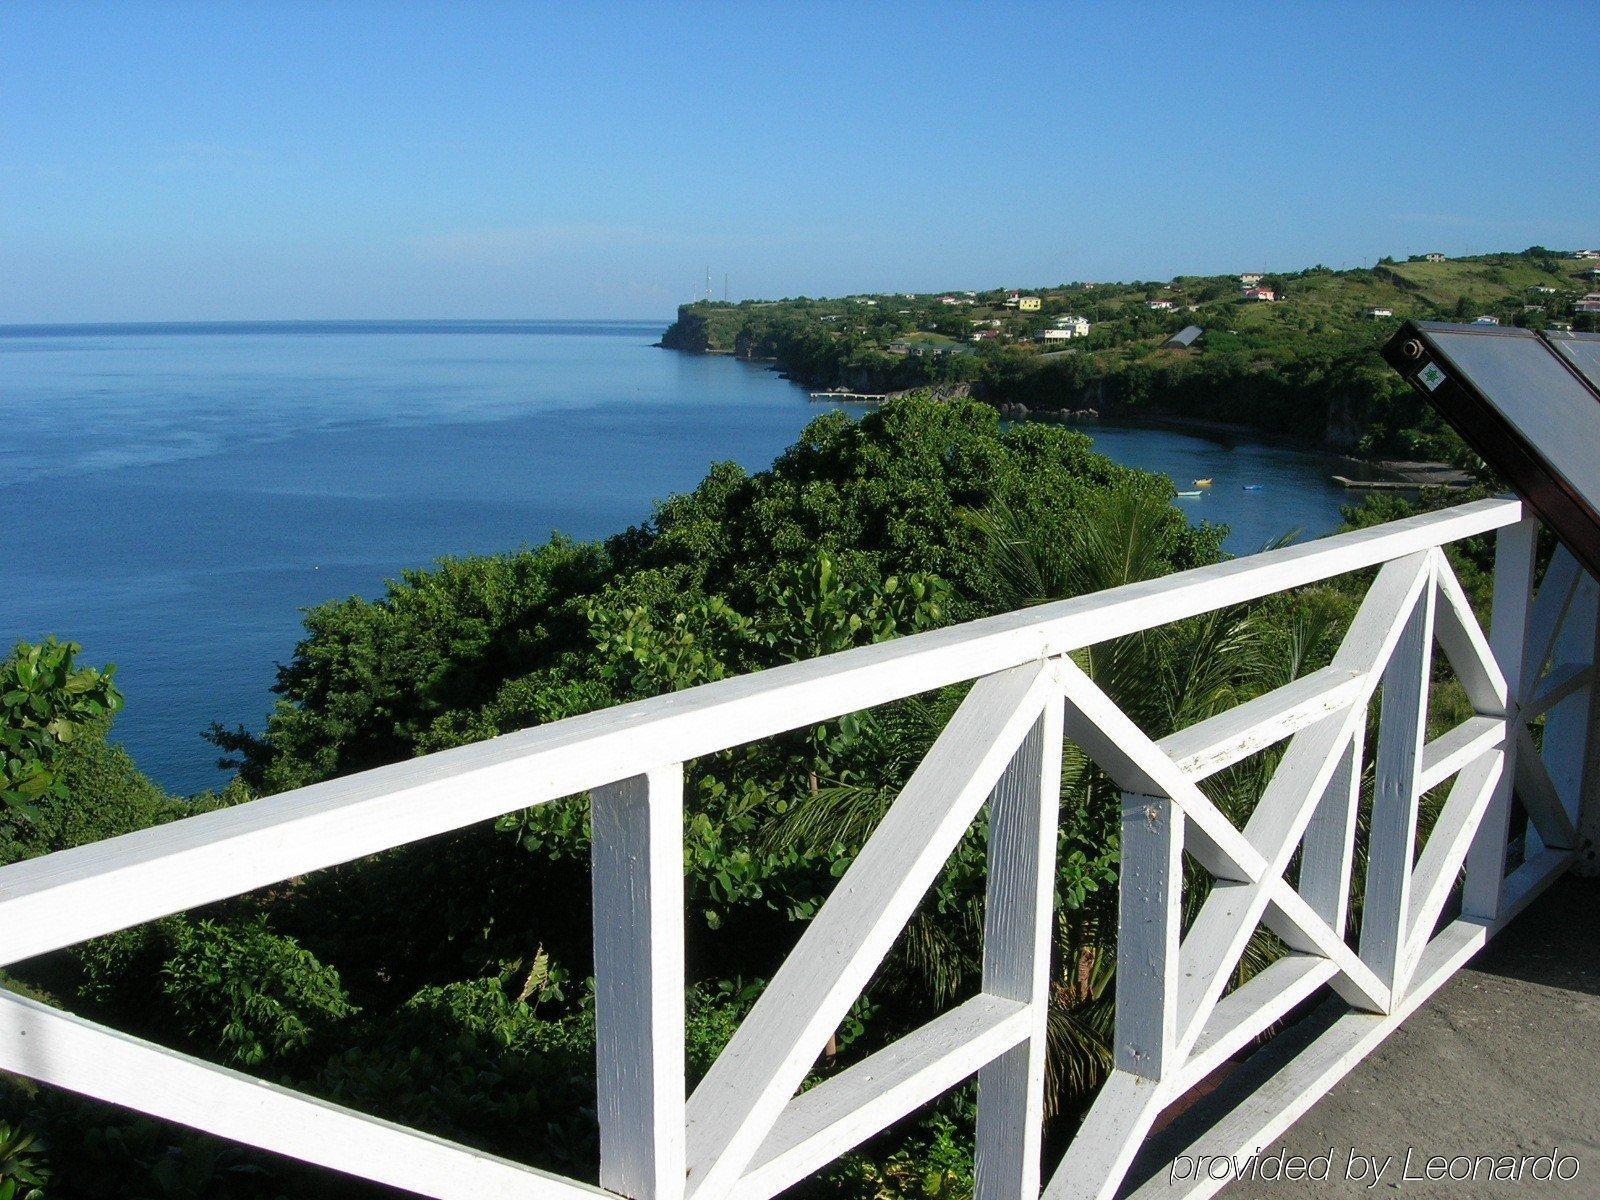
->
<box><xmin>794</xmin><ymin>248</ymin><xmax>1600</xmax><ymax>366</ymax></box>
<box><xmin>660</xmin><ymin>247</ymin><xmax>1600</xmax><ymax>455</ymax></box>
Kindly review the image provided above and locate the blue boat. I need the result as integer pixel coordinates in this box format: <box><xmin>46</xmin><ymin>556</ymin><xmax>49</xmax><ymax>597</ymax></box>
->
<box><xmin>1242</xmin><ymin>484</ymin><xmax>1264</xmax><ymax>491</ymax></box>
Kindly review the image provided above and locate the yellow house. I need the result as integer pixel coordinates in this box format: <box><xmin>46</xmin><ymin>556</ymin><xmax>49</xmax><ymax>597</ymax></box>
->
<box><xmin>1017</xmin><ymin>295</ymin><xmax>1042</xmax><ymax>311</ymax></box>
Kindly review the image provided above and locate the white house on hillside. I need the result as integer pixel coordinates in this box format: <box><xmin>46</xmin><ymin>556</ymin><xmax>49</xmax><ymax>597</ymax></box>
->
<box><xmin>1050</xmin><ymin>315</ymin><xmax>1090</xmax><ymax>337</ymax></box>
<box><xmin>1147</xmin><ymin>299</ymin><xmax>1175</xmax><ymax>311</ymax></box>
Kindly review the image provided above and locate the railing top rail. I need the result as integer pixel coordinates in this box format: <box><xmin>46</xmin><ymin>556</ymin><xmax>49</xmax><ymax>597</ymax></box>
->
<box><xmin>0</xmin><ymin>496</ymin><xmax>1522</xmax><ymax>965</ymax></box>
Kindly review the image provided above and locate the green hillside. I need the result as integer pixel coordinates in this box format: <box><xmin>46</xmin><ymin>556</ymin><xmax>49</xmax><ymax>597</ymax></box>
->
<box><xmin>661</xmin><ymin>247</ymin><xmax>1599</xmax><ymax>461</ymax></box>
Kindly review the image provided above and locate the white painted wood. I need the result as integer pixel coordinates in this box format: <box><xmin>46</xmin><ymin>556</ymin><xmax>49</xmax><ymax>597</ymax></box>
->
<box><xmin>684</xmin><ymin>661</ymin><xmax>1057</xmax><ymax>1200</ymax></box>
<box><xmin>1574</xmin><ymin>601</ymin><xmax>1600</xmax><ymax>877</ymax></box>
<box><xmin>1513</xmin><ymin>556</ymin><xmax>1586</xmax><ymax>859</ymax></box>
<box><xmin>0</xmin><ymin>989</ymin><xmax>611</xmax><ymax>1200</ymax></box>
<box><xmin>1514</xmin><ymin>727</ymin><xmax>1580</xmax><ymax>850</ymax></box>
<box><xmin>1297</xmin><ymin>736</ymin><xmax>1363</xmax><ymax>937</ymax></box>
<box><xmin>1463</xmin><ymin>518</ymin><xmax>1537</xmax><ymax>919</ymax></box>
<box><xmin>1174</xmin><ymin>704</ymin><xmax>1355</xmax><ymax>1045</ymax></box>
<box><xmin>1172</xmin><ymin>553</ymin><xmax>1434</xmax><ymax>1051</ymax></box>
<box><xmin>1155</xmin><ymin>666</ymin><xmax>1365</xmax><ymax>780</ymax></box>
<box><xmin>1123</xmin><ymin>844</ymin><xmax>1579</xmax><ymax>1200</ymax></box>
<box><xmin>0</xmin><ymin>498</ymin><xmax>1522</xmax><ymax>968</ymax></box>
<box><xmin>1492</xmin><ymin>846</ymin><xmax>1574</xmax><ymax>931</ymax></box>
<box><xmin>1120</xmin><ymin>916</ymin><xmax>1494</xmax><ymax>1200</ymax></box>
<box><xmin>1259</xmin><ymin>882</ymin><xmax>1389</xmax><ymax>1014</ymax></box>
<box><xmin>1259</xmin><ymin>882</ymin><xmax>1390</xmax><ymax>1015</ymax></box>
<box><xmin>1240</xmin><ymin>711</ymin><xmax>1360</xmax><ymax>868</ymax></box>
<box><xmin>741</xmin><ymin>995</ymin><xmax>1032</xmax><ymax>1200</ymax></box>
<box><xmin>1516</xmin><ymin>552</ymin><xmax>1582</xmax><ymax>867</ymax></box>
<box><xmin>1171</xmin><ymin>705</ymin><xmax>1372</xmax><ymax>1058</ymax></box>
<box><xmin>1318</xmin><ymin>548</ymin><xmax>1435</xmax><ymax>700</ymax></box>
<box><xmin>1537</xmin><ymin>575</ymin><xmax>1598</xmax><ymax>837</ymax></box>
<box><xmin>1175</xmin><ymin>955</ymin><xmax>1340</xmax><ymax>1096</ymax></box>
<box><xmin>592</xmin><ymin>766</ymin><xmax>685</xmax><ymax>1200</ymax></box>
<box><xmin>1115</xmin><ymin>794</ymin><xmax>1184</xmax><ymax>1081</ymax></box>
<box><xmin>1041</xmin><ymin>1070</ymin><xmax>1168</xmax><ymax>1200</ymax></box>
<box><xmin>1058</xmin><ymin>658</ymin><xmax>1264</xmax><ymax>886</ymax></box>
<box><xmin>1359</xmin><ymin>559</ymin><xmax>1436</xmax><ymax>1002</ymax></box>
<box><xmin>1523</xmin><ymin>546</ymin><xmax>1580</xmax><ymax>684</ymax></box>
<box><xmin>1046</xmin><ymin>638</ymin><xmax>1571</xmax><ymax>1200</ymax></box>
<box><xmin>976</xmin><ymin>694</ymin><xmax>1064</xmax><ymax>1200</ymax></box>
<box><xmin>1058</xmin><ymin>648</ymin><xmax>1390</xmax><ymax>1017</ymax></box>
<box><xmin>1524</xmin><ymin>660</ymin><xmax>1594</xmax><ymax>719</ymax></box>
<box><xmin>1431</xmin><ymin>553</ymin><xmax>1508</xmax><ymax>714</ymax></box>
<box><xmin>1170</xmin><ymin>878</ymin><xmax>1266</xmax><ymax>1059</ymax></box>
<box><xmin>1400</xmin><ymin>748</ymin><xmax>1504</xmax><ymax>986</ymax></box>
<box><xmin>1416</xmin><ymin>715</ymin><xmax>1505</xmax><ymax>795</ymax></box>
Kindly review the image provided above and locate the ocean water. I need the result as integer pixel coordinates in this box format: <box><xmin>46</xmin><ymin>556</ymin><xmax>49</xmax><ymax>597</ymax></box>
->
<box><xmin>0</xmin><ymin>321</ymin><xmax>1356</xmax><ymax>793</ymax></box>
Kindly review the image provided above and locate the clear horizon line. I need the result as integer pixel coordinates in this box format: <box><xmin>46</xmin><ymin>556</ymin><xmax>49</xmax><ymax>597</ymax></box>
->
<box><xmin>0</xmin><ymin>315</ymin><xmax>676</xmax><ymax>331</ymax></box>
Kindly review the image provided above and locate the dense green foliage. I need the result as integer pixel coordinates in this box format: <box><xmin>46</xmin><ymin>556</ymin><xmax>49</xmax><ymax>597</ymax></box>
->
<box><xmin>662</xmin><ymin>247</ymin><xmax>1600</xmax><ymax>461</ymax></box>
<box><xmin>0</xmin><ymin>396</ymin><xmax>1491</xmax><ymax>1198</ymax></box>
<box><xmin>0</xmin><ymin>639</ymin><xmax>122</xmax><ymax>830</ymax></box>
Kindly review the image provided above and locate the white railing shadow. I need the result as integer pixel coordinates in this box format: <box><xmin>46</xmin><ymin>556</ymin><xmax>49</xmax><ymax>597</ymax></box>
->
<box><xmin>0</xmin><ymin>496</ymin><xmax>1594</xmax><ymax>1200</ymax></box>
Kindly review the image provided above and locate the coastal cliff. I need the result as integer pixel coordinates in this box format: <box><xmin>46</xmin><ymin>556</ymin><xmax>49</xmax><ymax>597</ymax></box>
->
<box><xmin>658</xmin><ymin>304</ymin><xmax>717</xmax><ymax>353</ymax></box>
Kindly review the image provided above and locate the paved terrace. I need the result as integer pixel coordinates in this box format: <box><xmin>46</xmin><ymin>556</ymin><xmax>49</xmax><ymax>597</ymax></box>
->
<box><xmin>1133</xmin><ymin>876</ymin><xmax>1600</xmax><ymax>1199</ymax></box>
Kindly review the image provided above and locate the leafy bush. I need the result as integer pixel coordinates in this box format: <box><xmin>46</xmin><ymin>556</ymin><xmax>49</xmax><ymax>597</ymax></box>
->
<box><xmin>0</xmin><ymin>1121</ymin><xmax>49</xmax><ymax>1200</ymax></box>
<box><xmin>159</xmin><ymin>918</ymin><xmax>356</xmax><ymax>1067</ymax></box>
<box><xmin>1</xmin><ymin>639</ymin><xmax>121</xmax><ymax>828</ymax></box>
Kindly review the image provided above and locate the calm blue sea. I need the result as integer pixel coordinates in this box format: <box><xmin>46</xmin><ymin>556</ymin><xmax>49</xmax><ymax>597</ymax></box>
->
<box><xmin>0</xmin><ymin>320</ymin><xmax>1356</xmax><ymax>793</ymax></box>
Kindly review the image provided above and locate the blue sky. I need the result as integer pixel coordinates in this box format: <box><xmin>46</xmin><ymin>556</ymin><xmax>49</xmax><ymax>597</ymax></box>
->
<box><xmin>3</xmin><ymin>1</ymin><xmax>1596</xmax><ymax>321</ymax></box>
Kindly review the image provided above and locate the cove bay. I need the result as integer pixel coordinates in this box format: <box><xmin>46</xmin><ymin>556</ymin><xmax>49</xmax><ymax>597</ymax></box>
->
<box><xmin>2</xmin><ymin>319</ymin><xmax>1357</xmax><ymax>793</ymax></box>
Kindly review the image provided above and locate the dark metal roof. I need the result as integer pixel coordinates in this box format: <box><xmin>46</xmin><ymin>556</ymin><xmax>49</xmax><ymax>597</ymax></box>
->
<box><xmin>1383</xmin><ymin>321</ymin><xmax>1600</xmax><ymax>577</ymax></box>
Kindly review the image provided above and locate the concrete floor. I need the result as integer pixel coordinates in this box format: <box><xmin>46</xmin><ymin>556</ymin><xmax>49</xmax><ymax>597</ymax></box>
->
<box><xmin>1131</xmin><ymin>876</ymin><xmax>1600</xmax><ymax>1199</ymax></box>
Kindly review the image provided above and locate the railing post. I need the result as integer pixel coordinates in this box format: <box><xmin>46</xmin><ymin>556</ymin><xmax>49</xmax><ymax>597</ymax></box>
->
<box><xmin>1462</xmin><ymin>518</ymin><xmax>1537</xmax><ymax>918</ymax></box>
<box><xmin>592</xmin><ymin>765</ymin><xmax>686</xmax><ymax>1200</ymax></box>
<box><xmin>976</xmin><ymin>691</ymin><xmax>1065</xmax><ymax>1200</ymax></box>
<box><xmin>1360</xmin><ymin>557</ymin><xmax>1436</xmax><ymax>1001</ymax></box>
<box><xmin>1299</xmin><ymin>735</ymin><xmax>1363</xmax><ymax>936</ymax></box>
<box><xmin>1112</xmin><ymin>793</ymin><xmax>1182</xmax><ymax>1082</ymax></box>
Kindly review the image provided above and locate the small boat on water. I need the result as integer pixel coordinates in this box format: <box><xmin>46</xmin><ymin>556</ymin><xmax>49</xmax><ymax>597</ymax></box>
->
<box><xmin>1176</xmin><ymin>490</ymin><xmax>1202</xmax><ymax>497</ymax></box>
<box><xmin>1242</xmin><ymin>484</ymin><xmax>1264</xmax><ymax>491</ymax></box>
<box><xmin>1193</xmin><ymin>478</ymin><xmax>1212</xmax><ymax>487</ymax></box>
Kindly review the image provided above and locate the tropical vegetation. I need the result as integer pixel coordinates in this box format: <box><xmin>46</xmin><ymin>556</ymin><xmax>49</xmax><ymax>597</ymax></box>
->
<box><xmin>0</xmin><ymin>396</ymin><xmax>1499</xmax><ymax>1198</ymax></box>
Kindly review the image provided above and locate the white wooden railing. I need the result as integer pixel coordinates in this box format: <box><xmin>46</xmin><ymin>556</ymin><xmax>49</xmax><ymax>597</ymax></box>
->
<box><xmin>1</xmin><ymin>497</ymin><xmax>1596</xmax><ymax>1200</ymax></box>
